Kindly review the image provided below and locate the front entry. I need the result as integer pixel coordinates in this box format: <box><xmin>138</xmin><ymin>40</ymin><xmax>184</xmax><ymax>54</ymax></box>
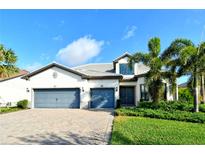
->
<box><xmin>120</xmin><ymin>86</ymin><xmax>135</xmax><ymax>106</ymax></box>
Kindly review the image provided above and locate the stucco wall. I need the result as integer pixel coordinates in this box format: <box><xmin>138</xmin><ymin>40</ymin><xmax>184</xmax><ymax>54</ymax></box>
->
<box><xmin>0</xmin><ymin>76</ymin><xmax>28</xmax><ymax>107</ymax></box>
<box><xmin>26</xmin><ymin>66</ymin><xmax>119</xmax><ymax>109</ymax></box>
<box><xmin>0</xmin><ymin>62</ymin><xmax>176</xmax><ymax>108</ymax></box>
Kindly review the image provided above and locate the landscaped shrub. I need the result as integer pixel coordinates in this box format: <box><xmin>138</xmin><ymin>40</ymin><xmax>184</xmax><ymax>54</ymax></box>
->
<box><xmin>115</xmin><ymin>107</ymin><xmax>205</xmax><ymax>123</ymax></box>
<box><xmin>199</xmin><ymin>104</ymin><xmax>205</xmax><ymax>113</ymax></box>
<box><xmin>138</xmin><ymin>101</ymin><xmax>205</xmax><ymax>113</ymax></box>
<box><xmin>138</xmin><ymin>101</ymin><xmax>197</xmax><ymax>112</ymax></box>
<box><xmin>178</xmin><ymin>88</ymin><xmax>194</xmax><ymax>102</ymax></box>
<box><xmin>17</xmin><ymin>99</ymin><xmax>28</xmax><ymax>109</ymax></box>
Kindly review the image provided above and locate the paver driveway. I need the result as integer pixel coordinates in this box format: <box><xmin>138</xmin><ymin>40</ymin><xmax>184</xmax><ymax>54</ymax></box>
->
<box><xmin>0</xmin><ymin>109</ymin><xmax>114</xmax><ymax>145</ymax></box>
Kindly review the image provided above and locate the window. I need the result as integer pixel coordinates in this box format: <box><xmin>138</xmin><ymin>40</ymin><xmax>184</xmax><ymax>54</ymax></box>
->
<box><xmin>140</xmin><ymin>84</ymin><xmax>149</xmax><ymax>101</ymax></box>
<box><xmin>119</xmin><ymin>64</ymin><xmax>134</xmax><ymax>75</ymax></box>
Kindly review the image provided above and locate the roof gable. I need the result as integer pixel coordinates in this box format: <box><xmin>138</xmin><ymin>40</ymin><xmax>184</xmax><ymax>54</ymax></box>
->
<box><xmin>22</xmin><ymin>63</ymin><xmax>87</xmax><ymax>79</ymax></box>
<box><xmin>113</xmin><ymin>52</ymin><xmax>132</xmax><ymax>63</ymax></box>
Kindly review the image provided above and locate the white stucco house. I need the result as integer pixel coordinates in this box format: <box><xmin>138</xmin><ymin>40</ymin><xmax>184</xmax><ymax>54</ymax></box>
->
<box><xmin>0</xmin><ymin>52</ymin><xmax>177</xmax><ymax>109</ymax></box>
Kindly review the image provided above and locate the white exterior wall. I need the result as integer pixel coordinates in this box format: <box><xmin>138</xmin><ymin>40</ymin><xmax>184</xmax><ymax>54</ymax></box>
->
<box><xmin>0</xmin><ymin>76</ymin><xmax>28</xmax><ymax>107</ymax></box>
<box><xmin>26</xmin><ymin>66</ymin><xmax>119</xmax><ymax>109</ymax></box>
<box><xmin>0</xmin><ymin>55</ymin><xmax>177</xmax><ymax>109</ymax></box>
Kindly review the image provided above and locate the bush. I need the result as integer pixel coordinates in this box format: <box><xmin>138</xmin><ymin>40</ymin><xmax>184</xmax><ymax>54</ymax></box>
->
<box><xmin>178</xmin><ymin>88</ymin><xmax>194</xmax><ymax>102</ymax></box>
<box><xmin>199</xmin><ymin>104</ymin><xmax>205</xmax><ymax>112</ymax></box>
<box><xmin>138</xmin><ymin>101</ymin><xmax>197</xmax><ymax>112</ymax></box>
<box><xmin>115</xmin><ymin>107</ymin><xmax>205</xmax><ymax>123</ymax></box>
<box><xmin>17</xmin><ymin>99</ymin><xmax>28</xmax><ymax>109</ymax></box>
<box><xmin>138</xmin><ymin>101</ymin><xmax>205</xmax><ymax>113</ymax></box>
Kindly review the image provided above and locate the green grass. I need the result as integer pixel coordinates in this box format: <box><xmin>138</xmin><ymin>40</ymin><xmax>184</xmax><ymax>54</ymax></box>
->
<box><xmin>0</xmin><ymin>107</ymin><xmax>25</xmax><ymax>114</ymax></box>
<box><xmin>111</xmin><ymin>116</ymin><xmax>205</xmax><ymax>145</ymax></box>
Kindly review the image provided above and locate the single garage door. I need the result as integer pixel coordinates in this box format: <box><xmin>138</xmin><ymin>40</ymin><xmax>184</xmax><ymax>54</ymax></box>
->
<box><xmin>90</xmin><ymin>88</ymin><xmax>115</xmax><ymax>108</ymax></box>
<box><xmin>34</xmin><ymin>88</ymin><xmax>80</xmax><ymax>108</ymax></box>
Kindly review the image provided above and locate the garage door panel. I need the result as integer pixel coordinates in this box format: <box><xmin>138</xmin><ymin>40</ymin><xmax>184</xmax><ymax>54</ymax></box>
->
<box><xmin>91</xmin><ymin>88</ymin><xmax>114</xmax><ymax>108</ymax></box>
<box><xmin>34</xmin><ymin>88</ymin><xmax>80</xmax><ymax>108</ymax></box>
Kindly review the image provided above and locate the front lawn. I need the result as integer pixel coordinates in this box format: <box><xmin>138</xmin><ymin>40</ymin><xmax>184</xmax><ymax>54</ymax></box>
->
<box><xmin>111</xmin><ymin>116</ymin><xmax>205</xmax><ymax>145</ymax></box>
<box><xmin>0</xmin><ymin>107</ymin><xmax>25</xmax><ymax>114</ymax></box>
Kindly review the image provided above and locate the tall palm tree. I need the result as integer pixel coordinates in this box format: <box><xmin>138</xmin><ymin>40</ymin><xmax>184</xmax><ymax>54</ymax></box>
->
<box><xmin>129</xmin><ymin>37</ymin><xmax>170</xmax><ymax>103</ymax></box>
<box><xmin>0</xmin><ymin>44</ymin><xmax>19</xmax><ymax>78</ymax></box>
<box><xmin>161</xmin><ymin>39</ymin><xmax>205</xmax><ymax>112</ymax></box>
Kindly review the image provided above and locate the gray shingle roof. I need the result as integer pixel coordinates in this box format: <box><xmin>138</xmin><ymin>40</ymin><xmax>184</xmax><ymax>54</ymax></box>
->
<box><xmin>73</xmin><ymin>63</ymin><xmax>120</xmax><ymax>77</ymax></box>
<box><xmin>73</xmin><ymin>63</ymin><xmax>150</xmax><ymax>77</ymax></box>
<box><xmin>135</xmin><ymin>63</ymin><xmax>150</xmax><ymax>75</ymax></box>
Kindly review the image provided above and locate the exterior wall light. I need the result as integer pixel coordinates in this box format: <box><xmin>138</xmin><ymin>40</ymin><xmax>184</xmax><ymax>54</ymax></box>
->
<box><xmin>82</xmin><ymin>87</ymin><xmax>84</xmax><ymax>92</ymax></box>
<box><xmin>115</xmin><ymin>87</ymin><xmax>118</xmax><ymax>91</ymax></box>
<box><xmin>26</xmin><ymin>88</ymin><xmax>30</xmax><ymax>92</ymax></box>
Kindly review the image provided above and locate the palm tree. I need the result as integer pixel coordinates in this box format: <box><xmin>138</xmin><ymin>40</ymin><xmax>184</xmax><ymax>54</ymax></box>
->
<box><xmin>161</xmin><ymin>39</ymin><xmax>205</xmax><ymax>112</ymax></box>
<box><xmin>0</xmin><ymin>44</ymin><xmax>19</xmax><ymax>78</ymax></box>
<box><xmin>129</xmin><ymin>37</ymin><xmax>170</xmax><ymax>103</ymax></box>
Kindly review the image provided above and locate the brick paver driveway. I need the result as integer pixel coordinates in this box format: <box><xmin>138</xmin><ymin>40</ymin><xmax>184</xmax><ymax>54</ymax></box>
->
<box><xmin>0</xmin><ymin>109</ymin><xmax>114</xmax><ymax>145</ymax></box>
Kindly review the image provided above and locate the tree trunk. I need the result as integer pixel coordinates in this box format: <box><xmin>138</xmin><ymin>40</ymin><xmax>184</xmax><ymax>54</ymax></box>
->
<box><xmin>201</xmin><ymin>73</ymin><xmax>205</xmax><ymax>104</ymax></box>
<box><xmin>194</xmin><ymin>72</ymin><xmax>199</xmax><ymax>112</ymax></box>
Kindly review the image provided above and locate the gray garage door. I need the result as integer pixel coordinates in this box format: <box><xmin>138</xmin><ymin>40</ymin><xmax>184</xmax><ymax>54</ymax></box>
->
<box><xmin>90</xmin><ymin>88</ymin><xmax>115</xmax><ymax>108</ymax></box>
<box><xmin>34</xmin><ymin>88</ymin><xmax>80</xmax><ymax>108</ymax></box>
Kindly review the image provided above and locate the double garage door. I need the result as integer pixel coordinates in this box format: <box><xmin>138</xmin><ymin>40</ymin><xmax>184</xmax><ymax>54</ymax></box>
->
<box><xmin>34</xmin><ymin>88</ymin><xmax>115</xmax><ymax>109</ymax></box>
<box><xmin>34</xmin><ymin>88</ymin><xmax>80</xmax><ymax>108</ymax></box>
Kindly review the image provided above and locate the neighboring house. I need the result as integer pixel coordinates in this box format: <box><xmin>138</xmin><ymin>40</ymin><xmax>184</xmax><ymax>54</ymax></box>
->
<box><xmin>179</xmin><ymin>82</ymin><xmax>188</xmax><ymax>88</ymax></box>
<box><xmin>0</xmin><ymin>52</ymin><xmax>176</xmax><ymax>109</ymax></box>
<box><xmin>0</xmin><ymin>70</ymin><xmax>29</xmax><ymax>107</ymax></box>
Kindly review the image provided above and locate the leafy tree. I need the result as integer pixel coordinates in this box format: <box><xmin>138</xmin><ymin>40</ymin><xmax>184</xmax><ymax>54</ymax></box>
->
<box><xmin>178</xmin><ymin>87</ymin><xmax>194</xmax><ymax>102</ymax></box>
<box><xmin>129</xmin><ymin>37</ymin><xmax>171</xmax><ymax>103</ymax></box>
<box><xmin>0</xmin><ymin>44</ymin><xmax>19</xmax><ymax>78</ymax></box>
<box><xmin>161</xmin><ymin>39</ymin><xmax>205</xmax><ymax>112</ymax></box>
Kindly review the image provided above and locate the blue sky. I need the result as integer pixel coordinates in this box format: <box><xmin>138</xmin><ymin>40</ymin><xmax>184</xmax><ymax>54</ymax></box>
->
<box><xmin>0</xmin><ymin>10</ymin><xmax>205</xmax><ymax>83</ymax></box>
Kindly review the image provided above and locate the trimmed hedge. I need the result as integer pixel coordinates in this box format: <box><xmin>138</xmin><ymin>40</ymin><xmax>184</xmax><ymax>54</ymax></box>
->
<box><xmin>199</xmin><ymin>104</ymin><xmax>205</xmax><ymax>112</ymax></box>
<box><xmin>138</xmin><ymin>101</ymin><xmax>205</xmax><ymax>113</ymax></box>
<box><xmin>17</xmin><ymin>99</ymin><xmax>28</xmax><ymax>109</ymax></box>
<box><xmin>115</xmin><ymin>107</ymin><xmax>205</xmax><ymax>123</ymax></box>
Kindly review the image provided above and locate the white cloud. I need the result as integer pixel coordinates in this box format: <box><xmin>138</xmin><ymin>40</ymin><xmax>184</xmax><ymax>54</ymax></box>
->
<box><xmin>56</xmin><ymin>35</ymin><xmax>104</xmax><ymax>66</ymax></box>
<box><xmin>25</xmin><ymin>62</ymin><xmax>43</xmax><ymax>72</ymax></box>
<box><xmin>52</xmin><ymin>35</ymin><xmax>63</xmax><ymax>41</ymax></box>
<box><xmin>122</xmin><ymin>25</ymin><xmax>137</xmax><ymax>40</ymax></box>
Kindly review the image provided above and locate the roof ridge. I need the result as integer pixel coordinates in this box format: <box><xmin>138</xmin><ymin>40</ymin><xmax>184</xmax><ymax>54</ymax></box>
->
<box><xmin>73</xmin><ymin>63</ymin><xmax>112</xmax><ymax>69</ymax></box>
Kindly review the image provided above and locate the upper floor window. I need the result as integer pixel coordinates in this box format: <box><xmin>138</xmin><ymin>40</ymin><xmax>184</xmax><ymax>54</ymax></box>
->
<box><xmin>119</xmin><ymin>64</ymin><xmax>134</xmax><ymax>75</ymax></box>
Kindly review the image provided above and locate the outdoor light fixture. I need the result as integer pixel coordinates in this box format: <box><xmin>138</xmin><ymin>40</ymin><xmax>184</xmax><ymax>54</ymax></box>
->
<box><xmin>82</xmin><ymin>87</ymin><xmax>84</xmax><ymax>92</ymax></box>
<box><xmin>115</xmin><ymin>87</ymin><xmax>118</xmax><ymax>91</ymax></box>
<box><xmin>26</xmin><ymin>88</ymin><xmax>30</xmax><ymax>92</ymax></box>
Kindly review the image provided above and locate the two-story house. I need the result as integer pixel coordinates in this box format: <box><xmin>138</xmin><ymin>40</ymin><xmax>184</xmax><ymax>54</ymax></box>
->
<box><xmin>0</xmin><ymin>52</ymin><xmax>176</xmax><ymax>109</ymax></box>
